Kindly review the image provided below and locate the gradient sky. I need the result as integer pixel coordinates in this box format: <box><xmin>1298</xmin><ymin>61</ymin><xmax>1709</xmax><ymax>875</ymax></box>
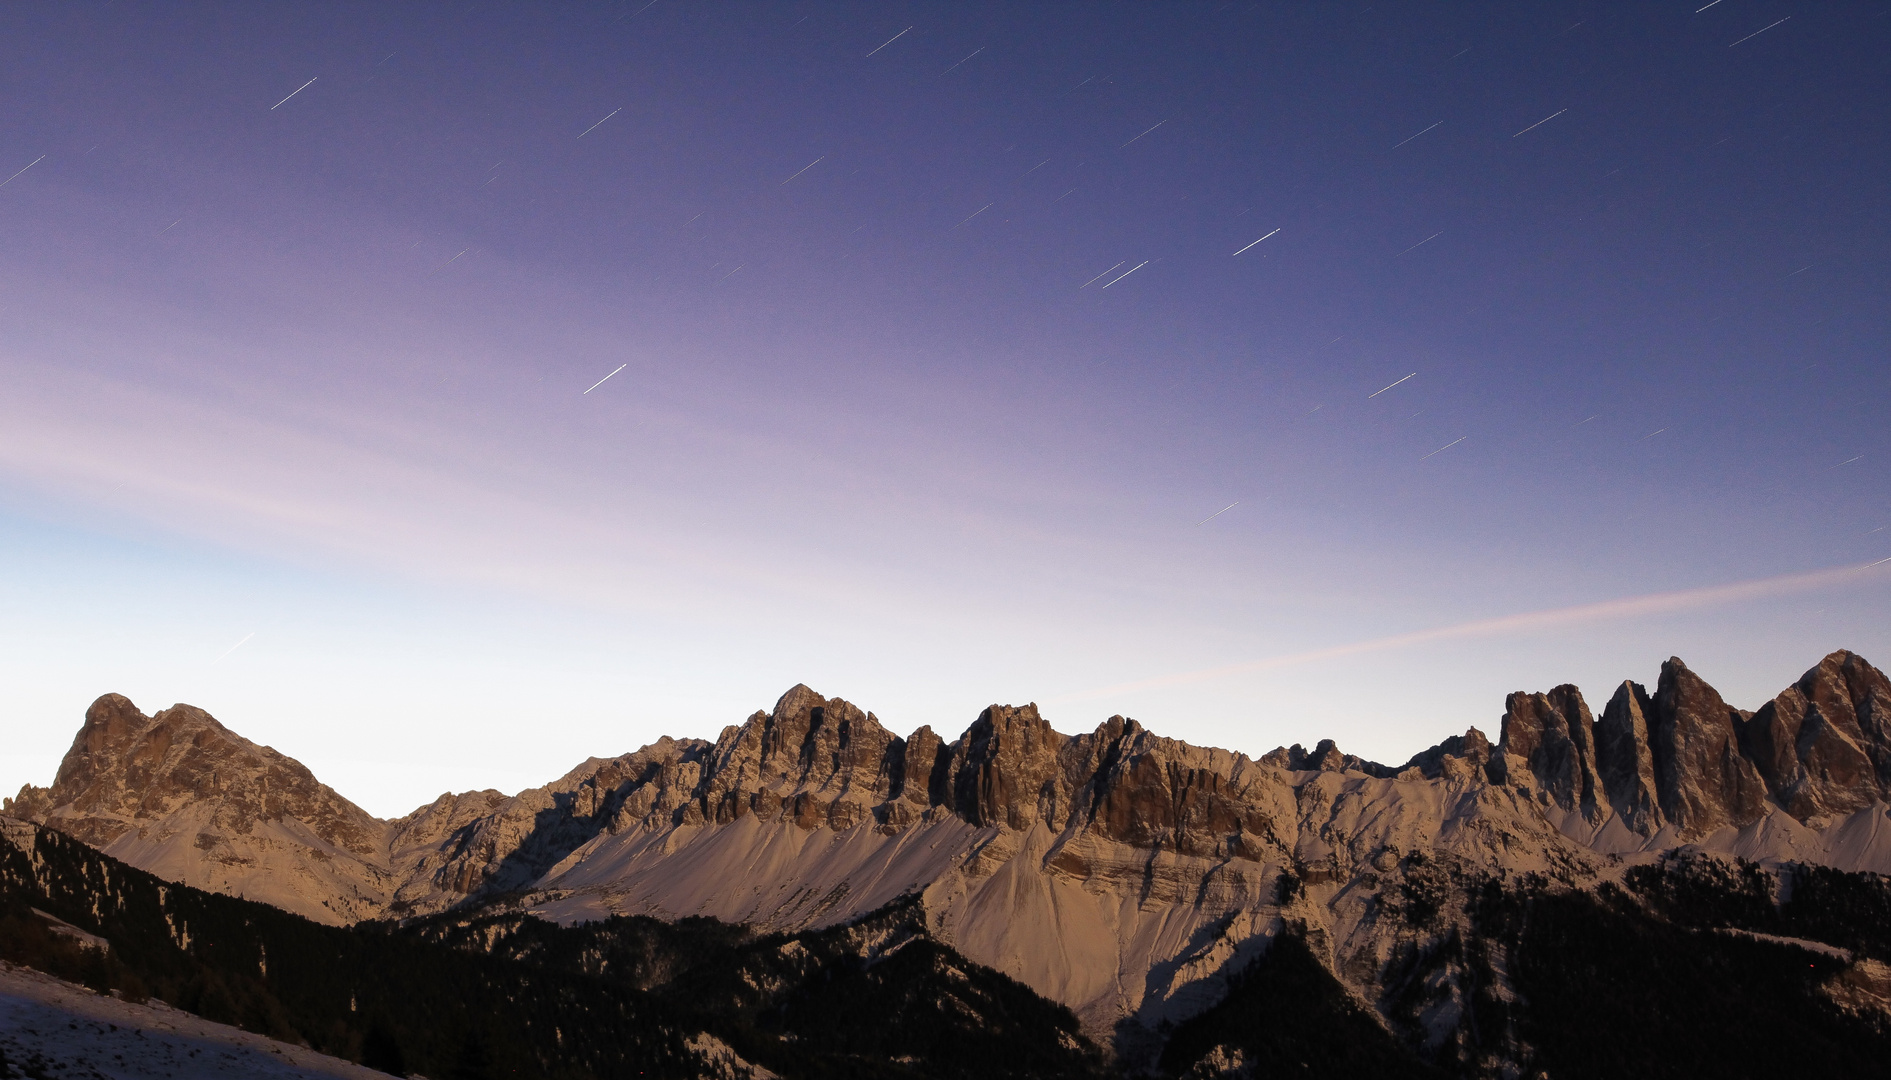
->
<box><xmin>2</xmin><ymin>2</ymin><xmax>1886</xmax><ymax>817</ymax></box>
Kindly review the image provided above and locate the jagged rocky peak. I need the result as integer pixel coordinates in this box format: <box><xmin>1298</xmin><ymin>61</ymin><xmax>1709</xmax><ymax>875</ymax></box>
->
<box><xmin>1397</xmin><ymin>726</ymin><xmax>1494</xmax><ymax>782</ymax></box>
<box><xmin>1077</xmin><ymin>715</ymin><xmax>1283</xmax><ymax>860</ymax></box>
<box><xmin>5</xmin><ymin>692</ymin><xmax>384</xmax><ymax>858</ymax></box>
<box><xmin>1259</xmin><ymin>738</ymin><xmax>1392</xmax><ymax>776</ymax></box>
<box><xmin>1497</xmin><ymin>658</ymin><xmax>1765</xmax><ymax>836</ymax></box>
<box><xmin>1648</xmin><ymin>655</ymin><xmax>1768</xmax><ymax>834</ymax></box>
<box><xmin>694</xmin><ymin>683</ymin><xmax>904</xmax><ymax>830</ymax></box>
<box><xmin>1744</xmin><ymin>649</ymin><xmax>1891</xmax><ymax>820</ymax></box>
<box><xmin>1595</xmin><ymin>678</ymin><xmax>1663</xmax><ymax>833</ymax></box>
<box><xmin>6</xmin><ymin>692</ymin><xmax>155</xmax><ymax>832</ymax></box>
<box><xmin>951</xmin><ymin>702</ymin><xmax>1066</xmax><ymax>829</ymax></box>
<box><xmin>1496</xmin><ymin>685</ymin><xmax>1605</xmax><ymax>821</ymax></box>
<box><xmin>743</xmin><ymin>683</ymin><xmax>898</xmax><ymax>791</ymax></box>
<box><xmin>1486</xmin><ymin>650</ymin><xmax>1891</xmax><ymax>839</ymax></box>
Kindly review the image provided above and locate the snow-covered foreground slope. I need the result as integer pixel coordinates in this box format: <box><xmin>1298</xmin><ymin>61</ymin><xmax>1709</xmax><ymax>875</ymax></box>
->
<box><xmin>9</xmin><ymin>649</ymin><xmax>1891</xmax><ymax>1050</ymax></box>
<box><xmin>0</xmin><ymin>961</ymin><xmax>393</xmax><ymax>1079</ymax></box>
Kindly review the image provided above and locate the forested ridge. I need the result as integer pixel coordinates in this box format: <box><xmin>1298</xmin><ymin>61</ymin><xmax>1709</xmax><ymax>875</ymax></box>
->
<box><xmin>9</xmin><ymin>818</ymin><xmax>1891</xmax><ymax>1079</ymax></box>
<box><xmin>1</xmin><ymin>821</ymin><xmax>693</xmax><ymax>1078</ymax></box>
<box><xmin>0</xmin><ymin>820</ymin><xmax>1105</xmax><ymax>1079</ymax></box>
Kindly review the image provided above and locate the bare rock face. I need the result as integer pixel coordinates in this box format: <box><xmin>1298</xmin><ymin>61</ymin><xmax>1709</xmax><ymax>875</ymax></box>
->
<box><xmin>1070</xmin><ymin>716</ymin><xmax>1284</xmax><ymax>862</ymax></box>
<box><xmin>7</xmin><ymin>694</ymin><xmax>385</xmax><ymax>858</ymax></box>
<box><xmin>684</xmin><ymin>684</ymin><xmax>905</xmax><ymax>833</ymax></box>
<box><xmin>396</xmin><ymin>736</ymin><xmax>714</xmax><ymax>908</ymax></box>
<box><xmin>1497</xmin><ymin>685</ymin><xmax>1606</xmax><ymax>822</ymax></box>
<box><xmin>1397</xmin><ymin>727</ymin><xmax>1494</xmax><ymax>782</ymax></box>
<box><xmin>1745</xmin><ymin>650</ymin><xmax>1891</xmax><ymax>819</ymax></box>
<box><xmin>1649</xmin><ymin>657</ymin><xmax>1769</xmax><ymax>834</ymax></box>
<box><xmin>1258</xmin><ymin>739</ymin><xmax>1394</xmax><ymax>776</ymax></box>
<box><xmin>3</xmin><ymin>694</ymin><xmax>393</xmax><ymax>923</ymax></box>
<box><xmin>1596</xmin><ymin>680</ymin><xmax>1663</xmax><ymax>834</ymax></box>
<box><xmin>949</xmin><ymin>703</ymin><xmax>1066</xmax><ymax>830</ymax></box>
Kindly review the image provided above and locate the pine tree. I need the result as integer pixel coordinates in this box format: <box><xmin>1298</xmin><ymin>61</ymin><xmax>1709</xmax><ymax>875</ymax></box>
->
<box><xmin>360</xmin><ymin>1022</ymin><xmax>407</xmax><ymax>1077</ymax></box>
<box><xmin>446</xmin><ymin>1028</ymin><xmax>494</xmax><ymax>1080</ymax></box>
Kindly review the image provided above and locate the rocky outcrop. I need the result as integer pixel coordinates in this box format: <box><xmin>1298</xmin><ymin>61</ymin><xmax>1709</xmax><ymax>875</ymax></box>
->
<box><xmin>1490</xmin><ymin>656</ymin><xmax>1883</xmax><ymax>840</ymax></box>
<box><xmin>1496</xmin><ymin>685</ymin><xmax>1605</xmax><ymax>822</ymax></box>
<box><xmin>697</xmin><ymin>684</ymin><xmax>900</xmax><ymax>831</ymax></box>
<box><xmin>1259</xmin><ymin>739</ymin><xmax>1394</xmax><ymax>776</ymax></box>
<box><xmin>1397</xmin><ymin>727</ymin><xmax>1494</xmax><ymax>782</ymax></box>
<box><xmin>1744</xmin><ymin>650</ymin><xmax>1891</xmax><ymax>820</ymax></box>
<box><xmin>4</xmin><ymin>694</ymin><xmax>393</xmax><ymax>923</ymax></box>
<box><xmin>1649</xmin><ymin>657</ymin><xmax>1769</xmax><ymax>834</ymax></box>
<box><xmin>6</xmin><ymin>694</ymin><xmax>382</xmax><ymax>857</ymax></box>
<box><xmin>1596</xmin><ymin>680</ymin><xmax>1663</xmax><ymax>833</ymax></box>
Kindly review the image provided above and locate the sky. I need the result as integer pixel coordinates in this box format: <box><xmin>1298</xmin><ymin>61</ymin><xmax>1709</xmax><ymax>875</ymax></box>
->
<box><xmin>1</xmin><ymin>2</ymin><xmax>1886</xmax><ymax>818</ymax></box>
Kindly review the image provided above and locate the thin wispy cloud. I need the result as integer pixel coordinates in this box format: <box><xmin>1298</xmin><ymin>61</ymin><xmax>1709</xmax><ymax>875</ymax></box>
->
<box><xmin>1052</xmin><ymin>561</ymin><xmax>1891</xmax><ymax>703</ymax></box>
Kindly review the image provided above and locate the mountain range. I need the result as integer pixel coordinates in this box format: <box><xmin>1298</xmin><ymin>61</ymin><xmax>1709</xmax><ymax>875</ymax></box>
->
<box><xmin>9</xmin><ymin>649</ymin><xmax>1891</xmax><ymax>1076</ymax></box>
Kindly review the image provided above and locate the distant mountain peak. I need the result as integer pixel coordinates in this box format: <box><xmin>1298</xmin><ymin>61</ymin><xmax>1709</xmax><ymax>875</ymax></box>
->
<box><xmin>9</xmin><ymin>650</ymin><xmax>1891</xmax><ymax>1049</ymax></box>
<box><xmin>7</xmin><ymin>693</ymin><xmax>390</xmax><ymax>922</ymax></box>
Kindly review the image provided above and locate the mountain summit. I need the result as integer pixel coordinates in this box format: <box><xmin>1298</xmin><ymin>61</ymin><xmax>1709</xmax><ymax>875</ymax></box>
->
<box><xmin>10</xmin><ymin>650</ymin><xmax>1891</xmax><ymax>1059</ymax></box>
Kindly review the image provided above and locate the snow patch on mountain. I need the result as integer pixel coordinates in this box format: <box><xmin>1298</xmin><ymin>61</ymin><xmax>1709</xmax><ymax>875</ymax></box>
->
<box><xmin>0</xmin><ymin>960</ymin><xmax>395</xmax><ymax>1079</ymax></box>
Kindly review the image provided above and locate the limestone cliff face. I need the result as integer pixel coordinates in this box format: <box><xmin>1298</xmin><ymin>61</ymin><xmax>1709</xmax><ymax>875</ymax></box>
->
<box><xmin>1075</xmin><ymin>716</ymin><xmax>1282</xmax><ymax>861</ymax></box>
<box><xmin>1489</xmin><ymin>654</ymin><xmax>1888</xmax><ymax>841</ymax></box>
<box><xmin>1596</xmin><ymin>680</ymin><xmax>1663</xmax><ymax>833</ymax></box>
<box><xmin>393</xmin><ymin>736</ymin><xmax>725</xmax><ymax>910</ymax></box>
<box><xmin>695</xmin><ymin>684</ymin><xmax>901</xmax><ymax>831</ymax></box>
<box><xmin>13</xmin><ymin>651</ymin><xmax>1891</xmax><ymax>1052</ymax></box>
<box><xmin>5</xmin><ymin>694</ymin><xmax>393</xmax><ymax>923</ymax></box>
<box><xmin>1649</xmin><ymin>657</ymin><xmax>1769</xmax><ymax>834</ymax></box>
<box><xmin>1744</xmin><ymin>650</ymin><xmax>1891</xmax><ymax>819</ymax></box>
<box><xmin>950</xmin><ymin>704</ymin><xmax>1065</xmax><ymax>830</ymax></box>
<box><xmin>9</xmin><ymin>693</ymin><xmax>382</xmax><ymax>855</ymax></box>
<box><xmin>17</xmin><ymin>655</ymin><xmax>1891</xmax><ymax>925</ymax></box>
<box><xmin>1496</xmin><ymin>685</ymin><xmax>1605</xmax><ymax>822</ymax></box>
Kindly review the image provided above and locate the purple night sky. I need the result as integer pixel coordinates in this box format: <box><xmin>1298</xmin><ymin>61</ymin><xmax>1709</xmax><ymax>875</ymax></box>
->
<box><xmin>2</xmin><ymin>2</ymin><xmax>1886</xmax><ymax>815</ymax></box>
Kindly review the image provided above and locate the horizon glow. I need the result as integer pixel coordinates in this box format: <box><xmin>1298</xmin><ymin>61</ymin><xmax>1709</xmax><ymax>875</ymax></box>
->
<box><xmin>1</xmin><ymin>3</ymin><xmax>1885</xmax><ymax>818</ymax></box>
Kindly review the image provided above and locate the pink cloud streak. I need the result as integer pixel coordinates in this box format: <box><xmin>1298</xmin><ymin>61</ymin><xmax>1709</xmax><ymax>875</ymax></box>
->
<box><xmin>1054</xmin><ymin>559</ymin><xmax>1891</xmax><ymax>702</ymax></box>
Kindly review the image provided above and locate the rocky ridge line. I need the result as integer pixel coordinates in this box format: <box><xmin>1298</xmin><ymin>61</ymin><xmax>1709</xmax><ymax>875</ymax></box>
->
<box><xmin>8</xmin><ymin>649</ymin><xmax>1891</xmax><ymax>1056</ymax></box>
<box><xmin>10</xmin><ymin>652</ymin><xmax>1890</xmax><ymax>916</ymax></box>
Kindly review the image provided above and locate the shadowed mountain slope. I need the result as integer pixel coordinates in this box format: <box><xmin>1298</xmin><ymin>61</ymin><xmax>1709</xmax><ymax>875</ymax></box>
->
<box><xmin>0</xmin><ymin>817</ymin><xmax>1110</xmax><ymax>1080</ymax></box>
